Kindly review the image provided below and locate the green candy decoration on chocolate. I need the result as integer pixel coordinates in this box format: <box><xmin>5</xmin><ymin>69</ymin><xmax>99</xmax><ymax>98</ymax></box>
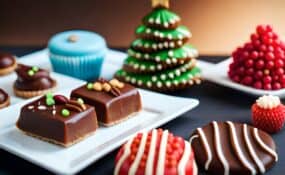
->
<box><xmin>86</xmin><ymin>83</ymin><xmax>93</xmax><ymax>90</ymax></box>
<box><xmin>61</xmin><ymin>109</ymin><xmax>70</xmax><ymax>117</ymax></box>
<box><xmin>115</xmin><ymin>1</ymin><xmax>201</xmax><ymax>91</ymax></box>
<box><xmin>45</xmin><ymin>92</ymin><xmax>55</xmax><ymax>106</ymax></box>
<box><xmin>27</xmin><ymin>66</ymin><xmax>39</xmax><ymax>76</ymax></box>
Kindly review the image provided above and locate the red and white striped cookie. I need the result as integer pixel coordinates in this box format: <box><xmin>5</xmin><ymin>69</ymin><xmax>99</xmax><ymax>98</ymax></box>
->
<box><xmin>114</xmin><ymin>129</ymin><xmax>198</xmax><ymax>175</ymax></box>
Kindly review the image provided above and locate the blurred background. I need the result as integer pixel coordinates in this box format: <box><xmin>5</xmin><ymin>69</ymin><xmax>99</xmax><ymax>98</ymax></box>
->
<box><xmin>0</xmin><ymin>0</ymin><xmax>285</xmax><ymax>55</ymax></box>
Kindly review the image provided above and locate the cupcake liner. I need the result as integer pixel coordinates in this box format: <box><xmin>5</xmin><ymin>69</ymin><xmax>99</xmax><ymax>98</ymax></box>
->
<box><xmin>49</xmin><ymin>52</ymin><xmax>106</xmax><ymax>81</ymax></box>
<box><xmin>14</xmin><ymin>83</ymin><xmax>57</xmax><ymax>99</ymax></box>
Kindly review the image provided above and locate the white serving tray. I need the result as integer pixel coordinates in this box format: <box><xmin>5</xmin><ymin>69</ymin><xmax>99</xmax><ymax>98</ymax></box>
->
<box><xmin>203</xmin><ymin>58</ymin><xmax>285</xmax><ymax>97</ymax></box>
<box><xmin>0</xmin><ymin>49</ymin><xmax>200</xmax><ymax>174</ymax></box>
<box><xmin>0</xmin><ymin>89</ymin><xmax>199</xmax><ymax>175</ymax></box>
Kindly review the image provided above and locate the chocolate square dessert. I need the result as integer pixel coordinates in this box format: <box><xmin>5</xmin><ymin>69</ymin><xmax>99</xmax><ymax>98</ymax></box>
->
<box><xmin>70</xmin><ymin>78</ymin><xmax>142</xmax><ymax>126</ymax></box>
<box><xmin>16</xmin><ymin>93</ymin><xmax>98</xmax><ymax>147</ymax></box>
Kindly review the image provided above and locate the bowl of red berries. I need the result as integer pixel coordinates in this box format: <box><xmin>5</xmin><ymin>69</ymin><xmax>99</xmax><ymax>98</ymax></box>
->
<box><xmin>203</xmin><ymin>24</ymin><xmax>285</xmax><ymax>97</ymax></box>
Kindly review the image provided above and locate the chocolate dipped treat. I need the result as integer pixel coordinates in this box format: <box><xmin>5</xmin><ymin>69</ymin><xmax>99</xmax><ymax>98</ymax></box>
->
<box><xmin>17</xmin><ymin>93</ymin><xmax>98</xmax><ymax>147</ymax></box>
<box><xmin>13</xmin><ymin>64</ymin><xmax>57</xmax><ymax>98</ymax></box>
<box><xmin>0</xmin><ymin>88</ymin><xmax>10</xmax><ymax>109</ymax></box>
<box><xmin>0</xmin><ymin>52</ymin><xmax>17</xmax><ymax>76</ymax></box>
<box><xmin>115</xmin><ymin>0</ymin><xmax>201</xmax><ymax>92</ymax></box>
<box><xmin>70</xmin><ymin>78</ymin><xmax>142</xmax><ymax>126</ymax></box>
<box><xmin>189</xmin><ymin>121</ymin><xmax>278</xmax><ymax>175</ymax></box>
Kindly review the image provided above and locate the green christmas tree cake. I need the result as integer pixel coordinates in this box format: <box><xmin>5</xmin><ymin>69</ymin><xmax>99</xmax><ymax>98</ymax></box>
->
<box><xmin>115</xmin><ymin>0</ymin><xmax>201</xmax><ymax>91</ymax></box>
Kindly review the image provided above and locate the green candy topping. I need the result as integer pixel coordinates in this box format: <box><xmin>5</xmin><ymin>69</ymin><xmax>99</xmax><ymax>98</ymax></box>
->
<box><xmin>128</xmin><ymin>45</ymin><xmax>198</xmax><ymax>62</ymax></box>
<box><xmin>46</xmin><ymin>92</ymin><xmax>53</xmax><ymax>99</ymax></box>
<box><xmin>143</xmin><ymin>8</ymin><xmax>180</xmax><ymax>28</ymax></box>
<box><xmin>46</xmin><ymin>98</ymin><xmax>55</xmax><ymax>106</ymax></box>
<box><xmin>32</xmin><ymin>66</ymin><xmax>39</xmax><ymax>72</ymax></box>
<box><xmin>86</xmin><ymin>83</ymin><xmax>93</xmax><ymax>90</ymax></box>
<box><xmin>77</xmin><ymin>98</ymin><xmax>84</xmax><ymax>104</ymax></box>
<box><xmin>136</xmin><ymin>25</ymin><xmax>191</xmax><ymax>41</ymax></box>
<box><xmin>61</xmin><ymin>109</ymin><xmax>70</xmax><ymax>117</ymax></box>
<box><xmin>28</xmin><ymin>70</ymin><xmax>35</xmax><ymax>76</ymax></box>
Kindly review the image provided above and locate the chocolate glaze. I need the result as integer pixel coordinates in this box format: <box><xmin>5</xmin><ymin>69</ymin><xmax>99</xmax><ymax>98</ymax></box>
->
<box><xmin>0</xmin><ymin>88</ymin><xmax>8</xmax><ymax>103</ymax></box>
<box><xmin>190</xmin><ymin>121</ymin><xmax>277</xmax><ymax>175</ymax></box>
<box><xmin>70</xmin><ymin>83</ymin><xmax>142</xmax><ymax>125</ymax></box>
<box><xmin>14</xmin><ymin>64</ymin><xmax>56</xmax><ymax>90</ymax></box>
<box><xmin>17</xmin><ymin>95</ymin><xmax>98</xmax><ymax>146</ymax></box>
<box><xmin>0</xmin><ymin>52</ymin><xmax>15</xmax><ymax>68</ymax></box>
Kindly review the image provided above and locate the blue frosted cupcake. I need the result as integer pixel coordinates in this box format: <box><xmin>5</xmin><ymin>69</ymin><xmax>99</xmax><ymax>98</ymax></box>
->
<box><xmin>48</xmin><ymin>30</ymin><xmax>107</xmax><ymax>81</ymax></box>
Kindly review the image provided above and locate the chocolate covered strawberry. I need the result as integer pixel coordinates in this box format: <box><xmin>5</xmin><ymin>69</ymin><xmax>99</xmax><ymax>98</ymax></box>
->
<box><xmin>228</xmin><ymin>25</ymin><xmax>285</xmax><ymax>90</ymax></box>
<box><xmin>252</xmin><ymin>95</ymin><xmax>285</xmax><ymax>133</ymax></box>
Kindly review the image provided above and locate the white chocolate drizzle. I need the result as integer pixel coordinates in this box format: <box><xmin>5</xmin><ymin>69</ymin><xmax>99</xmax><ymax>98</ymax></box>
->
<box><xmin>212</xmin><ymin>121</ymin><xmax>229</xmax><ymax>175</ymax></box>
<box><xmin>253</xmin><ymin>128</ymin><xmax>278</xmax><ymax>161</ymax></box>
<box><xmin>243</xmin><ymin>124</ymin><xmax>265</xmax><ymax>174</ymax></box>
<box><xmin>145</xmin><ymin>129</ymin><xmax>157</xmax><ymax>175</ymax></box>
<box><xmin>156</xmin><ymin>130</ymin><xmax>169</xmax><ymax>175</ymax></box>
<box><xmin>114</xmin><ymin>139</ymin><xmax>133</xmax><ymax>175</ymax></box>
<box><xmin>197</xmin><ymin>128</ymin><xmax>212</xmax><ymax>170</ymax></box>
<box><xmin>226</xmin><ymin>121</ymin><xmax>256</xmax><ymax>175</ymax></box>
<box><xmin>178</xmin><ymin>141</ymin><xmax>191</xmax><ymax>175</ymax></box>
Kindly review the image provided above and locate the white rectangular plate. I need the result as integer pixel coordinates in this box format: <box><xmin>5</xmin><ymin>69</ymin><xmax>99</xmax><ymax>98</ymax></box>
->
<box><xmin>0</xmin><ymin>89</ymin><xmax>199</xmax><ymax>175</ymax></box>
<box><xmin>203</xmin><ymin>58</ymin><xmax>285</xmax><ymax>97</ymax></box>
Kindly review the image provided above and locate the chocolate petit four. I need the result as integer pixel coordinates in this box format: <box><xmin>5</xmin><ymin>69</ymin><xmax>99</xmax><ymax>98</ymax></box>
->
<box><xmin>17</xmin><ymin>93</ymin><xmax>98</xmax><ymax>147</ymax></box>
<box><xmin>0</xmin><ymin>52</ymin><xmax>17</xmax><ymax>76</ymax></box>
<box><xmin>0</xmin><ymin>88</ymin><xmax>10</xmax><ymax>109</ymax></box>
<box><xmin>190</xmin><ymin>121</ymin><xmax>278</xmax><ymax>175</ymax></box>
<box><xmin>115</xmin><ymin>129</ymin><xmax>197</xmax><ymax>175</ymax></box>
<box><xmin>71</xmin><ymin>78</ymin><xmax>142</xmax><ymax>126</ymax></box>
<box><xmin>14</xmin><ymin>64</ymin><xmax>57</xmax><ymax>98</ymax></box>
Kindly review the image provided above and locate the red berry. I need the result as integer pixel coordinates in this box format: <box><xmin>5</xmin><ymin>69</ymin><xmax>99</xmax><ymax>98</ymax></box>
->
<box><xmin>263</xmin><ymin>83</ymin><xmax>272</xmax><ymax>90</ymax></box>
<box><xmin>246</xmin><ymin>68</ymin><xmax>254</xmax><ymax>75</ymax></box>
<box><xmin>256</xmin><ymin>25</ymin><xmax>267</xmax><ymax>34</ymax></box>
<box><xmin>263</xmin><ymin>76</ymin><xmax>272</xmax><ymax>84</ymax></box>
<box><xmin>266</xmin><ymin>25</ymin><xmax>273</xmax><ymax>32</ymax></box>
<box><xmin>251</xmin><ymin>33</ymin><xmax>259</xmax><ymax>41</ymax></box>
<box><xmin>245</xmin><ymin>59</ymin><xmax>254</xmax><ymax>68</ymax></box>
<box><xmin>266</xmin><ymin>61</ymin><xmax>274</xmax><ymax>69</ymax></box>
<box><xmin>267</xmin><ymin>45</ymin><xmax>274</xmax><ymax>52</ymax></box>
<box><xmin>275</xmin><ymin>59</ymin><xmax>284</xmax><ymax>68</ymax></box>
<box><xmin>273</xmin><ymin>82</ymin><xmax>282</xmax><ymax>90</ymax></box>
<box><xmin>276</xmin><ymin>68</ymin><xmax>284</xmax><ymax>75</ymax></box>
<box><xmin>237</xmin><ymin>67</ymin><xmax>245</xmax><ymax>75</ymax></box>
<box><xmin>242</xmin><ymin>76</ymin><xmax>253</xmax><ymax>85</ymax></box>
<box><xmin>259</xmin><ymin>44</ymin><xmax>267</xmax><ymax>52</ymax></box>
<box><xmin>250</xmin><ymin>51</ymin><xmax>259</xmax><ymax>59</ymax></box>
<box><xmin>253</xmin><ymin>40</ymin><xmax>261</xmax><ymax>47</ymax></box>
<box><xmin>255</xmin><ymin>60</ymin><xmax>265</xmax><ymax>69</ymax></box>
<box><xmin>265</xmin><ymin>52</ymin><xmax>275</xmax><ymax>60</ymax></box>
<box><xmin>232</xmin><ymin>75</ymin><xmax>240</xmax><ymax>82</ymax></box>
<box><xmin>253</xmin><ymin>81</ymin><xmax>262</xmax><ymax>89</ymax></box>
<box><xmin>254</xmin><ymin>70</ymin><xmax>263</xmax><ymax>80</ymax></box>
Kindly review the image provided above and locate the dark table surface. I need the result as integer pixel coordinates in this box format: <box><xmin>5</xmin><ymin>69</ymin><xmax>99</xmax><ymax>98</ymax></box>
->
<box><xmin>0</xmin><ymin>47</ymin><xmax>284</xmax><ymax>175</ymax></box>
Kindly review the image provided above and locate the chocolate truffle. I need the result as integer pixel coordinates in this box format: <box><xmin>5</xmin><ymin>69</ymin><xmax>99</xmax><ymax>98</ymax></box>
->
<box><xmin>70</xmin><ymin>78</ymin><xmax>142</xmax><ymax>126</ymax></box>
<box><xmin>17</xmin><ymin>93</ymin><xmax>98</xmax><ymax>147</ymax></box>
<box><xmin>0</xmin><ymin>88</ymin><xmax>10</xmax><ymax>109</ymax></box>
<box><xmin>189</xmin><ymin>121</ymin><xmax>278</xmax><ymax>175</ymax></box>
<box><xmin>0</xmin><ymin>52</ymin><xmax>17</xmax><ymax>76</ymax></box>
<box><xmin>14</xmin><ymin>64</ymin><xmax>57</xmax><ymax>98</ymax></box>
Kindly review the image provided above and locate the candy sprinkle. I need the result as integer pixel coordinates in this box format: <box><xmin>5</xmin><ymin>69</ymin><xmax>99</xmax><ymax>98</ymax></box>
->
<box><xmin>32</xmin><ymin>66</ymin><xmax>39</xmax><ymax>72</ymax></box>
<box><xmin>46</xmin><ymin>98</ymin><xmax>55</xmax><ymax>106</ymax></box>
<box><xmin>87</xmin><ymin>83</ymin><xmax>94</xmax><ymax>90</ymax></box>
<box><xmin>61</xmin><ymin>109</ymin><xmax>70</xmax><ymax>117</ymax></box>
<box><xmin>46</xmin><ymin>92</ymin><xmax>53</xmax><ymax>99</ymax></box>
<box><xmin>28</xmin><ymin>70</ymin><xmax>35</xmax><ymax>76</ymax></box>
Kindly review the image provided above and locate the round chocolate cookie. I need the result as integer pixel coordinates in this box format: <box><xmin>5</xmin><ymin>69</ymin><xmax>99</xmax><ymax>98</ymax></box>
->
<box><xmin>0</xmin><ymin>52</ymin><xmax>17</xmax><ymax>76</ymax></box>
<box><xmin>189</xmin><ymin>121</ymin><xmax>278</xmax><ymax>175</ymax></box>
<box><xmin>0</xmin><ymin>88</ymin><xmax>10</xmax><ymax>109</ymax></box>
